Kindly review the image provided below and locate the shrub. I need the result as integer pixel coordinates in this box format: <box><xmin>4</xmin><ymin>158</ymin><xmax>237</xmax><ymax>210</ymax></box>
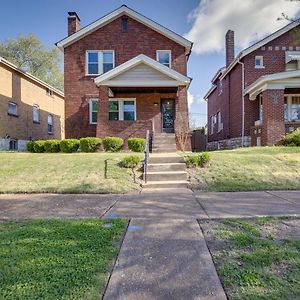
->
<box><xmin>80</xmin><ymin>137</ymin><xmax>101</xmax><ymax>152</ymax></box>
<box><xmin>184</xmin><ymin>155</ymin><xmax>199</xmax><ymax>168</ymax></box>
<box><xmin>60</xmin><ymin>139</ymin><xmax>80</xmax><ymax>153</ymax></box>
<box><xmin>198</xmin><ymin>152</ymin><xmax>211</xmax><ymax>167</ymax></box>
<box><xmin>103</xmin><ymin>137</ymin><xmax>124</xmax><ymax>152</ymax></box>
<box><xmin>128</xmin><ymin>138</ymin><xmax>146</xmax><ymax>152</ymax></box>
<box><xmin>44</xmin><ymin>140</ymin><xmax>61</xmax><ymax>153</ymax></box>
<box><xmin>120</xmin><ymin>155</ymin><xmax>141</xmax><ymax>168</ymax></box>
<box><xmin>281</xmin><ymin>129</ymin><xmax>300</xmax><ymax>146</ymax></box>
<box><xmin>27</xmin><ymin>141</ymin><xmax>35</xmax><ymax>152</ymax></box>
<box><xmin>33</xmin><ymin>140</ymin><xmax>46</xmax><ymax>153</ymax></box>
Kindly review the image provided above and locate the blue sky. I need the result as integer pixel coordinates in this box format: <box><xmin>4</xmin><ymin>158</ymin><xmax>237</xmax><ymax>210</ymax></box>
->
<box><xmin>1</xmin><ymin>0</ymin><xmax>300</xmax><ymax>126</ymax></box>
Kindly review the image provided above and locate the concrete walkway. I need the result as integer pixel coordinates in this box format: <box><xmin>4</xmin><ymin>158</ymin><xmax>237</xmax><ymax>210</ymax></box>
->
<box><xmin>1</xmin><ymin>190</ymin><xmax>300</xmax><ymax>299</ymax></box>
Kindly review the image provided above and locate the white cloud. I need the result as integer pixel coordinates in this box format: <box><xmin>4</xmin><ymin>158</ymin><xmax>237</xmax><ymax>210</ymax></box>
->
<box><xmin>185</xmin><ymin>0</ymin><xmax>300</xmax><ymax>54</ymax></box>
<box><xmin>188</xmin><ymin>91</ymin><xmax>194</xmax><ymax>107</ymax></box>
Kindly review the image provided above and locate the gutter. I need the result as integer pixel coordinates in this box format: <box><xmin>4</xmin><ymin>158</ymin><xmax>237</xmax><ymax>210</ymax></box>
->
<box><xmin>237</xmin><ymin>59</ymin><xmax>245</xmax><ymax>147</ymax></box>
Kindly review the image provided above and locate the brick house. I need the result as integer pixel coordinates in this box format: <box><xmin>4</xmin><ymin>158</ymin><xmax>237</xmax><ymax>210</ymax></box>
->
<box><xmin>0</xmin><ymin>57</ymin><xmax>65</xmax><ymax>150</ymax></box>
<box><xmin>56</xmin><ymin>5</ymin><xmax>192</xmax><ymax>149</ymax></box>
<box><xmin>204</xmin><ymin>20</ymin><xmax>300</xmax><ymax>149</ymax></box>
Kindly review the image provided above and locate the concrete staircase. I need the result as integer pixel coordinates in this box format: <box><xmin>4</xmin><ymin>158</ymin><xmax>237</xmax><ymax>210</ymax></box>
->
<box><xmin>143</xmin><ymin>133</ymin><xmax>188</xmax><ymax>189</ymax></box>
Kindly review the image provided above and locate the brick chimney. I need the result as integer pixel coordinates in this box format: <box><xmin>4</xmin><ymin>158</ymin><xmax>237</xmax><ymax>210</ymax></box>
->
<box><xmin>68</xmin><ymin>12</ymin><xmax>81</xmax><ymax>36</ymax></box>
<box><xmin>225</xmin><ymin>30</ymin><xmax>235</xmax><ymax>67</ymax></box>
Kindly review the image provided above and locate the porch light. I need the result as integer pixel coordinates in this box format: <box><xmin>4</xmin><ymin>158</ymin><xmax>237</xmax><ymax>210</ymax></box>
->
<box><xmin>154</xmin><ymin>102</ymin><xmax>158</xmax><ymax>106</ymax></box>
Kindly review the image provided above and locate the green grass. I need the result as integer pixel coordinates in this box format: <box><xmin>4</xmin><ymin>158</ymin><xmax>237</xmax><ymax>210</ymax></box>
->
<box><xmin>201</xmin><ymin>217</ymin><xmax>300</xmax><ymax>300</ymax></box>
<box><xmin>0</xmin><ymin>218</ymin><xmax>127</xmax><ymax>300</ymax></box>
<box><xmin>0</xmin><ymin>152</ymin><xmax>143</xmax><ymax>193</ymax></box>
<box><xmin>191</xmin><ymin>146</ymin><xmax>300</xmax><ymax>191</ymax></box>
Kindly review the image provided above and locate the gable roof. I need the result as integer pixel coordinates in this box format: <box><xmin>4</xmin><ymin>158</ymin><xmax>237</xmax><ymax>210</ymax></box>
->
<box><xmin>220</xmin><ymin>18</ymin><xmax>300</xmax><ymax>80</ymax></box>
<box><xmin>56</xmin><ymin>5</ymin><xmax>193</xmax><ymax>52</ymax></box>
<box><xmin>0</xmin><ymin>56</ymin><xmax>64</xmax><ymax>98</ymax></box>
<box><xmin>94</xmin><ymin>54</ymin><xmax>191</xmax><ymax>87</ymax></box>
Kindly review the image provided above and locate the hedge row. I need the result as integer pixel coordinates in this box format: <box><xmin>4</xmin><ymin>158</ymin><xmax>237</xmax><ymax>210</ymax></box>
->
<box><xmin>27</xmin><ymin>137</ymin><xmax>145</xmax><ymax>153</ymax></box>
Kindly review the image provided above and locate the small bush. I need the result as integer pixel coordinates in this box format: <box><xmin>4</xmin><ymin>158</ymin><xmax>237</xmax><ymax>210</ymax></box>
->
<box><xmin>44</xmin><ymin>140</ymin><xmax>61</xmax><ymax>153</ymax></box>
<box><xmin>281</xmin><ymin>129</ymin><xmax>300</xmax><ymax>146</ymax></box>
<box><xmin>128</xmin><ymin>138</ymin><xmax>146</xmax><ymax>152</ymax></box>
<box><xmin>80</xmin><ymin>137</ymin><xmax>101</xmax><ymax>152</ymax></box>
<box><xmin>33</xmin><ymin>140</ymin><xmax>46</xmax><ymax>153</ymax></box>
<box><xmin>103</xmin><ymin>137</ymin><xmax>124</xmax><ymax>152</ymax></box>
<box><xmin>60</xmin><ymin>139</ymin><xmax>80</xmax><ymax>153</ymax></box>
<box><xmin>199</xmin><ymin>152</ymin><xmax>211</xmax><ymax>167</ymax></box>
<box><xmin>27</xmin><ymin>141</ymin><xmax>35</xmax><ymax>152</ymax></box>
<box><xmin>120</xmin><ymin>155</ymin><xmax>141</xmax><ymax>168</ymax></box>
<box><xmin>184</xmin><ymin>155</ymin><xmax>199</xmax><ymax>168</ymax></box>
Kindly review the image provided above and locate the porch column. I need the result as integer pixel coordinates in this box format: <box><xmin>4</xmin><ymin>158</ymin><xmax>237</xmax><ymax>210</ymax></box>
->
<box><xmin>96</xmin><ymin>85</ymin><xmax>109</xmax><ymax>139</ymax></box>
<box><xmin>261</xmin><ymin>89</ymin><xmax>285</xmax><ymax>146</ymax></box>
<box><xmin>175</xmin><ymin>86</ymin><xmax>191</xmax><ymax>151</ymax></box>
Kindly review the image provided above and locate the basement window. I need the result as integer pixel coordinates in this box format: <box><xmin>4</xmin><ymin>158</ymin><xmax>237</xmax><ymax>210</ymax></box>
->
<box><xmin>121</xmin><ymin>16</ymin><xmax>128</xmax><ymax>32</ymax></box>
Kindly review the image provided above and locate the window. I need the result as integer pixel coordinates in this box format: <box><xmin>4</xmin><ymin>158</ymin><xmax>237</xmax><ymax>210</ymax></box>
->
<box><xmin>121</xmin><ymin>16</ymin><xmax>128</xmax><ymax>32</ymax></box>
<box><xmin>156</xmin><ymin>50</ymin><xmax>171</xmax><ymax>67</ymax></box>
<box><xmin>86</xmin><ymin>50</ymin><xmax>114</xmax><ymax>75</ymax></box>
<box><xmin>32</xmin><ymin>105</ymin><xmax>40</xmax><ymax>122</ymax></box>
<box><xmin>210</xmin><ymin>116</ymin><xmax>214</xmax><ymax>135</ymax></box>
<box><xmin>218</xmin><ymin>79</ymin><xmax>223</xmax><ymax>95</ymax></box>
<box><xmin>9</xmin><ymin>139</ymin><xmax>18</xmax><ymax>150</ymax></box>
<box><xmin>89</xmin><ymin>99</ymin><xmax>98</xmax><ymax>124</ymax></box>
<box><xmin>8</xmin><ymin>102</ymin><xmax>17</xmax><ymax>116</ymax></box>
<box><xmin>109</xmin><ymin>99</ymin><xmax>136</xmax><ymax>121</ymax></box>
<box><xmin>284</xmin><ymin>96</ymin><xmax>300</xmax><ymax>121</ymax></box>
<box><xmin>255</xmin><ymin>56</ymin><xmax>264</xmax><ymax>68</ymax></box>
<box><xmin>48</xmin><ymin>114</ymin><xmax>53</xmax><ymax>134</ymax></box>
<box><xmin>259</xmin><ymin>96</ymin><xmax>263</xmax><ymax>121</ymax></box>
<box><xmin>217</xmin><ymin>112</ymin><xmax>223</xmax><ymax>132</ymax></box>
<box><xmin>46</xmin><ymin>88</ymin><xmax>53</xmax><ymax>96</ymax></box>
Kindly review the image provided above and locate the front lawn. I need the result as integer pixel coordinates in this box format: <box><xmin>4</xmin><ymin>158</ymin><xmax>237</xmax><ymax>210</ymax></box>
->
<box><xmin>189</xmin><ymin>147</ymin><xmax>300</xmax><ymax>191</ymax></box>
<box><xmin>0</xmin><ymin>219</ymin><xmax>127</xmax><ymax>300</ymax></box>
<box><xmin>0</xmin><ymin>152</ymin><xmax>143</xmax><ymax>193</ymax></box>
<box><xmin>200</xmin><ymin>217</ymin><xmax>300</xmax><ymax>300</ymax></box>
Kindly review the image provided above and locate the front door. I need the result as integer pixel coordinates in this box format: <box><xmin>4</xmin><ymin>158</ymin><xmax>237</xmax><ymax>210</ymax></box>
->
<box><xmin>161</xmin><ymin>99</ymin><xmax>175</xmax><ymax>133</ymax></box>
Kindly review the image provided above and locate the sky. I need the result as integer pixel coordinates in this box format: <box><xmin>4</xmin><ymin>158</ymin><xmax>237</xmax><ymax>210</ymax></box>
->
<box><xmin>1</xmin><ymin>0</ymin><xmax>300</xmax><ymax>126</ymax></box>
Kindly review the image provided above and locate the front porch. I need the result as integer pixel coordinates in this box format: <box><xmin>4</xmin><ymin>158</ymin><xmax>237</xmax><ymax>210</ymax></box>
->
<box><xmin>245</xmin><ymin>70</ymin><xmax>300</xmax><ymax>146</ymax></box>
<box><xmin>94</xmin><ymin>54</ymin><xmax>191</xmax><ymax>150</ymax></box>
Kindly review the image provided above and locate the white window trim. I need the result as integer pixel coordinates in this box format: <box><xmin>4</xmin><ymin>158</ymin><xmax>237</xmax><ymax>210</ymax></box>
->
<box><xmin>217</xmin><ymin>111</ymin><xmax>223</xmax><ymax>132</ymax></box>
<box><xmin>255</xmin><ymin>56</ymin><xmax>264</xmax><ymax>69</ymax></box>
<box><xmin>86</xmin><ymin>50</ymin><xmax>115</xmax><ymax>76</ymax></box>
<box><xmin>8</xmin><ymin>102</ymin><xmax>18</xmax><ymax>116</ymax></box>
<box><xmin>48</xmin><ymin>114</ymin><xmax>54</xmax><ymax>134</ymax></box>
<box><xmin>284</xmin><ymin>94</ymin><xmax>300</xmax><ymax>122</ymax></box>
<box><xmin>109</xmin><ymin>98</ymin><xmax>137</xmax><ymax>121</ymax></box>
<box><xmin>156</xmin><ymin>50</ymin><xmax>171</xmax><ymax>68</ymax></box>
<box><xmin>32</xmin><ymin>104</ymin><xmax>40</xmax><ymax>122</ymax></box>
<box><xmin>89</xmin><ymin>98</ymin><xmax>98</xmax><ymax>124</ymax></box>
<box><xmin>210</xmin><ymin>116</ymin><xmax>214</xmax><ymax>135</ymax></box>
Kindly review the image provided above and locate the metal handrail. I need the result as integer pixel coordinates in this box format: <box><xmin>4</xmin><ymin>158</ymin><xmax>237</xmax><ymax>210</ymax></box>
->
<box><xmin>143</xmin><ymin>129</ymin><xmax>150</xmax><ymax>184</ymax></box>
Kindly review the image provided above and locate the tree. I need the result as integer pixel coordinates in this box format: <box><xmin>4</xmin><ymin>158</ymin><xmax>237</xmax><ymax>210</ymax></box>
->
<box><xmin>0</xmin><ymin>34</ymin><xmax>63</xmax><ymax>91</ymax></box>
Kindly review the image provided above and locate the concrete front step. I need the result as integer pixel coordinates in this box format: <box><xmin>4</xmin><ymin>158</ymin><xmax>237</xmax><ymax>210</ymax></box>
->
<box><xmin>149</xmin><ymin>154</ymin><xmax>184</xmax><ymax>164</ymax></box>
<box><xmin>145</xmin><ymin>171</ymin><xmax>187</xmax><ymax>181</ymax></box>
<box><xmin>152</xmin><ymin>148</ymin><xmax>177</xmax><ymax>153</ymax></box>
<box><xmin>148</xmin><ymin>163</ymin><xmax>186</xmax><ymax>172</ymax></box>
<box><xmin>143</xmin><ymin>180</ymin><xmax>188</xmax><ymax>189</ymax></box>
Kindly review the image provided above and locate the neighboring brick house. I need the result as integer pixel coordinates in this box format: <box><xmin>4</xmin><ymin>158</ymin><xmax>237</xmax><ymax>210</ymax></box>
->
<box><xmin>0</xmin><ymin>57</ymin><xmax>65</xmax><ymax>150</ymax></box>
<box><xmin>204</xmin><ymin>20</ymin><xmax>300</xmax><ymax>149</ymax></box>
<box><xmin>56</xmin><ymin>5</ymin><xmax>192</xmax><ymax>149</ymax></box>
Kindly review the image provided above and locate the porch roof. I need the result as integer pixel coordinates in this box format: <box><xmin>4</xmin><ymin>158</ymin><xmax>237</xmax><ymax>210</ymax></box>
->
<box><xmin>94</xmin><ymin>54</ymin><xmax>191</xmax><ymax>88</ymax></box>
<box><xmin>245</xmin><ymin>70</ymin><xmax>300</xmax><ymax>100</ymax></box>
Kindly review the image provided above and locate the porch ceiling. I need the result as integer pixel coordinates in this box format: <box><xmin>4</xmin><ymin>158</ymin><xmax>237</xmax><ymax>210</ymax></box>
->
<box><xmin>110</xmin><ymin>86</ymin><xmax>178</xmax><ymax>94</ymax></box>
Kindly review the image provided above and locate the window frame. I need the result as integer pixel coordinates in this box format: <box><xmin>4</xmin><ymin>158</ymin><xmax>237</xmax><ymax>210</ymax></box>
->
<box><xmin>210</xmin><ymin>115</ymin><xmax>214</xmax><ymax>135</ymax></box>
<box><xmin>8</xmin><ymin>102</ymin><xmax>18</xmax><ymax>116</ymax></box>
<box><xmin>85</xmin><ymin>50</ymin><xmax>115</xmax><ymax>76</ymax></box>
<box><xmin>108</xmin><ymin>98</ymin><xmax>137</xmax><ymax>121</ymax></box>
<box><xmin>285</xmin><ymin>95</ymin><xmax>300</xmax><ymax>122</ymax></box>
<box><xmin>156</xmin><ymin>50</ymin><xmax>172</xmax><ymax>68</ymax></box>
<box><xmin>89</xmin><ymin>98</ymin><xmax>99</xmax><ymax>124</ymax></box>
<box><xmin>32</xmin><ymin>105</ymin><xmax>40</xmax><ymax>123</ymax></box>
<box><xmin>48</xmin><ymin>114</ymin><xmax>54</xmax><ymax>134</ymax></box>
<box><xmin>255</xmin><ymin>56</ymin><xmax>264</xmax><ymax>69</ymax></box>
<box><xmin>217</xmin><ymin>111</ymin><xmax>223</xmax><ymax>132</ymax></box>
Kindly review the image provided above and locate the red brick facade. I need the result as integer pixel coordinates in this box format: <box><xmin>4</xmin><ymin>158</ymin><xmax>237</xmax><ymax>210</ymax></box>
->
<box><xmin>207</xmin><ymin>24</ymin><xmax>300</xmax><ymax>148</ymax></box>
<box><xmin>63</xmin><ymin>12</ymin><xmax>191</xmax><ymax>149</ymax></box>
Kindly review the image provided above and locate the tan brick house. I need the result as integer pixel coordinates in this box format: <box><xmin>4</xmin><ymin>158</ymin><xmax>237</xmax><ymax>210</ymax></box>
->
<box><xmin>0</xmin><ymin>57</ymin><xmax>65</xmax><ymax>150</ymax></box>
<box><xmin>56</xmin><ymin>5</ymin><xmax>192</xmax><ymax>149</ymax></box>
<box><xmin>205</xmin><ymin>19</ymin><xmax>300</xmax><ymax>149</ymax></box>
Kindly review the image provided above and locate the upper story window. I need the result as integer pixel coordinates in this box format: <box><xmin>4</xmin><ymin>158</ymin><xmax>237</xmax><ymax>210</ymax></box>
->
<box><xmin>285</xmin><ymin>51</ymin><xmax>300</xmax><ymax>71</ymax></box>
<box><xmin>46</xmin><ymin>88</ymin><xmax>53</xmax><ymax>96</ymax></box>
<box><xmin>89</xmin><ymin>99</ymin><xmax>98</xmax><ymax>124</ymax></box>
<box><xmin>156</xmin><ymin>50</ymin><xmax>171</xmax><ymax>68</ymax></box>
<box><xmin>255</xmin><ymin>56</ymin><xmax>264</xmax><ymax>68</ymax></box>
<box><xmin>8</xmin><ymin>102</ymin><xmax>18</xmax><ymax>116</ymax></box>
<box><xmin>218</xmin><ymin>79</ymin><xmax>223</xmax><ymax>95</ymax></box>
<box><xmin>121</xmin><ymin>16</ymin><xmax>128</xmax><ymax>32</ymax></box>
<box><xmin>48</xmin><ymin>114</ymin><xmax>53</xmax><ymax>134</ymax></box>
<box><xmin>32</xmin><ymin>105</ymin><xmax>40</xmax><ymax>123</ymax></box>
<box><xmin>109</xmin><ymin>99</ymin><xmax>136</xmax><ymax>121</ymax></box>
<box><xmin>86</xmin><ymin>50</ymin><xmax>114</xmax><ymax>75</ymax></box>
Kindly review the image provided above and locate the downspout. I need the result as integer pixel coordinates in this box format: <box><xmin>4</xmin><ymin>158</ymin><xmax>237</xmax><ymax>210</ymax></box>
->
<box><xmin>237</xmin><ymin>59</ymin><xmax>245</xmax><ymax>147</ymax></box>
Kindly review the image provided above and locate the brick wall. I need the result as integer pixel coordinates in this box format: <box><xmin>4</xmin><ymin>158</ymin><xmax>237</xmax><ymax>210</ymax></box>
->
<box><xmin>64</xmin><ymin>15</ymin><xmax>188</xmax><ymax>139</ymax></box>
